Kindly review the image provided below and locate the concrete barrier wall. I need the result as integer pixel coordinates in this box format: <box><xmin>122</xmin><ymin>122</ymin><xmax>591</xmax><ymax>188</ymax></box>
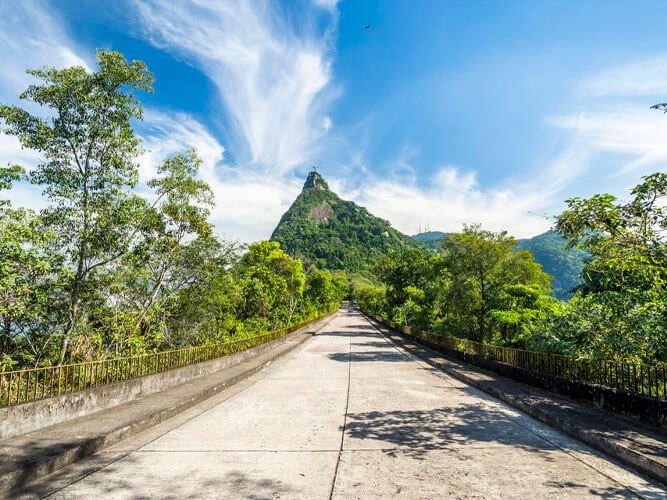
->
<box><xmin>370</xmin><ymin>314</ymin><xmax>667</xmax><ymax>431</ymax></box>
<box><xmin>0</xmin><ymin>314</ymin><xmax>333</xmax><ymax>440</ymax></box>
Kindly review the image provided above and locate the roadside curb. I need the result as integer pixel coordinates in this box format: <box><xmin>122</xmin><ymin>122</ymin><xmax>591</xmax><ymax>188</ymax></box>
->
<box><xmin>1</xmin><ymin>312</ymin><xmax>337</xmax><ymax>497</ymax></box>
<box><xmin>365</xmin><ymin>315</ymin><xmax>667</xmax><ymax>487</ymax></box>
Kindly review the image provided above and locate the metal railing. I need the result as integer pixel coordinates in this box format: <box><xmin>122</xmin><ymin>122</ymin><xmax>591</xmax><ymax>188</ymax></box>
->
<box><xmin>0</xmin><ymin>311</ymin><xmax>335</xmax><ymax>407</ymax></box>
<box><xmin>374</xmin><ymin>316</ymin><xmax>667</xmax><ymax>402</ymax></box>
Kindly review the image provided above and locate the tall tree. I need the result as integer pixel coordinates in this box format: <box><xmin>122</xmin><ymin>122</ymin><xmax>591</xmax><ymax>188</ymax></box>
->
<box><xmin>548</xmin><ymin>173</ymin><xmax>667</xmax><ymax>362</ymax></box>
<box><xmin>238</xmin><ymin>241</ymin><xmax>306</xmax><ymax>327</ymax></box>
<box><xmin>441</xmin><ymin>225</ymin><xmax>551</xmax><ymax>343</ymax></box>
<box><xmin>374</xmin><ymin>248</ymin><xmax>443</xmax><ymax>330</ymax></box>
<box><xmin>0</xmin><ymin>51</ymin><xmax>153</xmax><ymax>363</ymax></box>
<box><xmin>0</xmin><ymin>166</ymin><xmax>55</xmax><ymax>366</ymax></box>
<box><xmin>131</xmin><ymin>150</ymin><xmax>215</xmax><ymax>333</ymax></box>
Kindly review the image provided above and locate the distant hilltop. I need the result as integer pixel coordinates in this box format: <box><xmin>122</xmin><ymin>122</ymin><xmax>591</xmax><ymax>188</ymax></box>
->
<box><xmin>270</xmin><ymin>171</ymin><xmax>415</xmax><ymax>271</ymax></box>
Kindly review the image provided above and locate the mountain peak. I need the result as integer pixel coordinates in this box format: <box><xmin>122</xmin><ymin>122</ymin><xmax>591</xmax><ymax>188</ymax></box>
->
<box><xmin>303</xmin><ymin>170</ymin><xmax>329</xmax><ymax>191</ymax></box>
<box><xmin>271</xmin><ymin>170</ymin><xmax>415</xmax><ymax>270</ymax></box>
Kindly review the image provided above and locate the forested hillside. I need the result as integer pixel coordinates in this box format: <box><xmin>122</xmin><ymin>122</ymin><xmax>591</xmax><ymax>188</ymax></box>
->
<box><xmin>412</xmin><ymin>231</ymin><xmax>448</xmax><ymax>248</ymax></box>
<box><xmin>516</xmin><ymin>231</ymin><xmax>587</xmax><ymax>299</ymax></box>
<box><xmin>270</xmin><ymin>171</ymin><xmax>415</xmax><ymax>271</ymax></box>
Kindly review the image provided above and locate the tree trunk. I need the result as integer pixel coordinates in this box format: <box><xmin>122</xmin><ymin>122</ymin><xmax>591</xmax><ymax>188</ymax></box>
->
<box><xmin>1</xmin><ymin>316</ymin><xmax>12</xmax><ymax>355</ymax></box>
<box><xmin>60</xmin><ymin>265</ymin><xmax>84</xmax><ymax>365</ymax></box>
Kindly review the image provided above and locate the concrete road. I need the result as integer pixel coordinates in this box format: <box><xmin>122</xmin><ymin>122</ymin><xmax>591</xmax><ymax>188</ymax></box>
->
<box><xmin>26</xmin><ymin>309</ymin><xmax>666</xmax><ymax>499</ymax></box>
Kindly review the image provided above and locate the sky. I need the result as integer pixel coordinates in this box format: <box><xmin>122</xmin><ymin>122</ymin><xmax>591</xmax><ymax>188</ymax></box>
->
<box><xmin>1</xmin><ymin>0</ymin><xmax>667</xmax><ymax>242</ymax></box>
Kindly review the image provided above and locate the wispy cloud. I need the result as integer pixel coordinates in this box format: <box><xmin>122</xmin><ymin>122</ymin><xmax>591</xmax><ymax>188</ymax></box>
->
<box><xmin>136</xmin><ymin>109</ymin><xmax>301</xmax><ymax>242</ymax></box>
<box><xmin>0</xmin><ymin>1</ymin><xmax>90</xmax><ymax>105</ymax></box>
<box><xmin>549</xmin><ymin>107</ymin><xmax>667</xmax><ymax>177</ymax></box>
<box><xmin>329</xmin><ymin>54</ymin><xmax>667</xmax><ymax>239</ymax></box>
<box><xmin>579</xmin><ymin>55</ymin><xmax>667</xmax><ymax>98</ymax></box>
<box><xmin>333</xmin><ymin>166</ymin><xmax>552</xmax><ymax>239</ymax></box>
<box><xmin>132</xmin><ymin>0</ymin><xmax>337</xmax><ymax>174</ymax></box>
<box><xmin>125</xmin><ymin>0</ymin><xmax>342</xmax><ymax>241</ymax></box>
<box><xmin>0</xmin><ymin>1</ymin><xmax>90</xmax><ymax>210</ymax></box>
<box><xmin>138</xmin><ymin>109</ymin><xmax>226</xmax><ymax>183</ymax></box>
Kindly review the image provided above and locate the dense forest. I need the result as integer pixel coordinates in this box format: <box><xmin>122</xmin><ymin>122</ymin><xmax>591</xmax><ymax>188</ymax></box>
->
<box><xmin>355</xmin><ymin>173</ymin><xmax>666</xmax><ymax>364</ymax></box>
<box><xmin>1</xmin><ymin>50</ymin><xmax>665</xmax><ymax>372</ymax></box>
<box><xmin>0</xmin><ymin>52</ymin><xmax>345</xmax><ymax>371</ymax></box>
<box><xmin>414</xmin><ymin>230</ymin><xmax>588</xmax><ymax>300</ymax></box>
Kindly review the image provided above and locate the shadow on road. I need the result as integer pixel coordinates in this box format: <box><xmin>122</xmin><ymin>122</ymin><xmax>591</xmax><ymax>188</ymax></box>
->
<box><xmin>344</xmin><ymin>403</ymin><xmax>559</xmax><ymax>460</ymax></box>
<box><xmin>315</xmin><ymin>331</ymin><xmax>352</xmax><ymax>338</ymax></box>
<box><xmin>328</xmin><ymin>350</ymin><xmax>408</xmax><ymax>363</ymax></box>
<box><xmin>19</xmin><ymin>449</ymin><xmax>298</xmax><ymax>499</ymax></box>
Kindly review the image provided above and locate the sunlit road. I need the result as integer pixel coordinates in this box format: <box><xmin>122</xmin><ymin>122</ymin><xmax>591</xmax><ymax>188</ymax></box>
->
<box><xmin>27</xmin><ymin>309</ymin><xmax>665</xmax><ymax>498</ymax></box>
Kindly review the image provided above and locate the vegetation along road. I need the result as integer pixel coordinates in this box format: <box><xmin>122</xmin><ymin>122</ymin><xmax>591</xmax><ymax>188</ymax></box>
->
<box><xmin>22</xmin><ymin>309</ymin><xmax>665</xmax><ymax>499</ymax></box>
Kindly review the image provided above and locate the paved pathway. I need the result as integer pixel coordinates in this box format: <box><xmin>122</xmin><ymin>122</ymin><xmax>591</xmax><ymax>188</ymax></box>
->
<box><xmin>26</xmin><ymin>310</ymin><xmax>666</xmax><ymax>498</ymax></box>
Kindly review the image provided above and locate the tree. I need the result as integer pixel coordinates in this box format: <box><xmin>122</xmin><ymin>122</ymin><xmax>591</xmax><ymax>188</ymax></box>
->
<box><xmin>237</xmin><ymin>241</ymin><xmax>306</xmax><ymax>328</ymax></box>
<box><xmin>0</xmin><ymin>50</ymin><xmax>153</xmax><ymax>363</ymax></box>
<box><xmin>0</xmin><ymin>166</ymin><xmax>57</xmax><ymax>367</ymax></box>
<box><xmin>490</xmin><ymin>284</ymin><xmax>560</xmax><ymax>347</ymax></box>
<box><xmin>556</xmin><ymin>173</ymin><xmax>665</xmax><ymax>294</ymax></box>
<box><xmin>166</xmin><ymin>245</ymin><xmax>243</xmax><ymax>345</ymax></box>
<box><xmin>440</xmin><ymin>225</ymin><xmax>551</xmax><ymax>343</ymax></box>
<box><xmin>374</xmin><ymin>248</ymin><xmax>443</xmax><ymax>330</ymax></box>
<box><xmin>547</xmin><ymin>173</ymin><xmax>667</xmax><ymax>362</ymax></box>
<box><xmin>129</xmin><ymin>150</ymin><xmax>215</xmax><ymax>334</ymax></box>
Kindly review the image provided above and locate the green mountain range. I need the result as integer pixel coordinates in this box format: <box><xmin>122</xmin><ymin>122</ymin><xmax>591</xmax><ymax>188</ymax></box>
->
<box><xmin>270</xmin><ymin>171</ymin><xmax>415</xmax><ymax>271</ymax></box>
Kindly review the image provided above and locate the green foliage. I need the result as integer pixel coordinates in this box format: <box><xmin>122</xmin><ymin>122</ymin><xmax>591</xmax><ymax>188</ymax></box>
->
<box><xmin>0</xmin><ymin>166</ymin><xmax>58</xmax><ymax>364</ymax></box>
<box><xmin>440</xmin><ymin>226</ymin><xmax>552</xmax><ymax>343</ymax></box>
<box><xmin>490</xmin><ymin>284</ymin><xmax>560</xmax><ymax>347</ymax></box>
<box><xmin>369</xmin><ymin>225</ymin><xmax>554</xmax><ymax>347</ymax></box>
<box><xmin>536</xmin><ymin>173</ymin><xmax>667</xmax><ymax>362</ymax></box>
<box><xmin>304</xmin><ymin>268</ymin><xmax>346</xmax><ymax>314</ymax></box>
<box><xmin>374</xmin><ymin>247</ymin><xmax>443</xmax><ymax>331</ymax></box>
<box><xmin>0</xmin><ymin>53</ymin><xmax>340</xmax><ymax>369</ymax></box>
<box><xmin>237</xmin><ymin>241</ymin><xmax>306</xmax><ymax>327</ymax></box>
<box><xmin>411</xmin><ymin>230</ymin><xmax>448</xmax><ymax>251</ymax></box>
<box><xmin>271</xmin><ymin>171</ymin><xmax>416</xmax><ymax>271</ymax></box>
<box><xmin>413</xmin><ymin>229</ymin><xmax>588</xmax><ymax>300</ymax></box>
<box><xmin>532</xmin><ymin>291</ymin><xmax>665</xmax><ymax>362</ymax></box>
<box><xmin>0</xmin><ymin>50</ymin><xmax>154</xmax><ymax>363</ymax></box>
<box><xmin>353</xmin><ymin>283</ymin><xmax>388</xmax><ymax>318</ymax></box>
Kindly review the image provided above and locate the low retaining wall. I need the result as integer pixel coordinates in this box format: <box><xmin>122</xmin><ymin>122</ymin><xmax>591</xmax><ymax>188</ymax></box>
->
<box><xmin>0</xmin><ymin>314</ymin><xmax>333</xmax><ymax>440</ymax></box>
<box><xmin>375</xmin><ymin>316</ymin><xmax>667</xmax><ymax>432</ymax></box>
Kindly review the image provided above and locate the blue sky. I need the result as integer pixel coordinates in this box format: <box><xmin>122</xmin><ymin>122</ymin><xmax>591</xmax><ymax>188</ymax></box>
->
<box><xmin>2</xmin><ymin>1</ymin><xmax>667</xmax><ymax>241</ymax></box>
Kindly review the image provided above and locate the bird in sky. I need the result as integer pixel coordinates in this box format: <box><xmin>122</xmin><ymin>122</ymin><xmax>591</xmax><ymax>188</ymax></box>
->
<box><xmin>364</xmin><ymin>24</ymin><xmax>371</xmax><ymax>30</ymax></box>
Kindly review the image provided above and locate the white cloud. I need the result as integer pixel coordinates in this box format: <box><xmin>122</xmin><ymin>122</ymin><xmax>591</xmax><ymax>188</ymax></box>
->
<box><xmin>137</xmin><ymin>109</ymin><xmax>301</xmax><ymax>242</ymax></box>
<box><xmin>336</xmin><ymin>167</ymin><xmax>551</xmax><ymax>239</ymax></box>
<box><xmin>548</xmin><ymin>107</ymin><xmax>667</xmax><ymax>176</ymax></box>
<box><xmin>131</xmin><ymin>0</ymin><xmax>336</xmax><ymax>174</ymax></box>
<box><xmin>579</xmin><ymin>55</ymin><xmax>667</xmax><ymax>98</ymax></box>
<box><xmin>201</xmin><ymin>170</ymin><xmax>302</xmax><ymax>243</ymax></box>
<box><xmin>0</xmin><ymin>1</ymin><xmax>90</xmax><ymax>212</ymax></box>
<box><xmin>0</xmin><ymin>135</ymin><xmax>42</xmax><ymax>170</ymax></box>
<box><xmin>0</xmin><ymin>1</ymin><xmax>90</xmax><ymax>105</ymax></box>
<box><xmin>138</xmin><ymin>110</ymin><xmax>226</xmax><ymax>183</ymax></box>
<box><xmin>313</xmin><ymin>0</ymin><xmax>339</xmax><ymax>12</ymax></box>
